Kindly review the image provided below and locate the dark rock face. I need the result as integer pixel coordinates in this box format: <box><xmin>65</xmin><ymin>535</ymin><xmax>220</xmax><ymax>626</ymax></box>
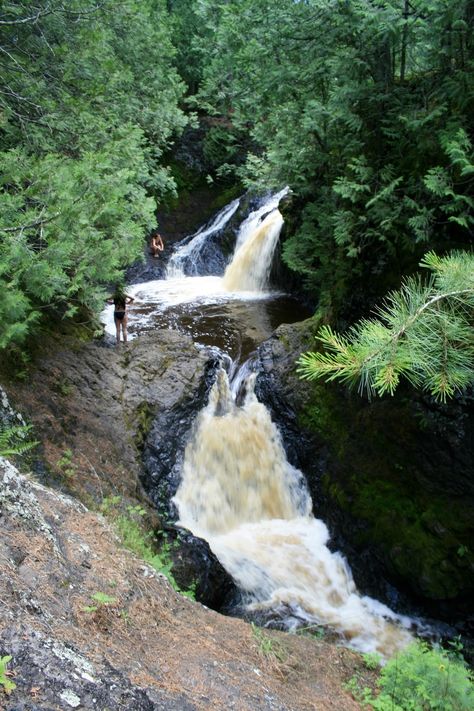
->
<box><xmin>140</xmin><ymin>353</ymin><xmax>240</xmax><ymax>610</ymax></box>
<box><xmin>254</xmin><ymin>321</ymin><xmax>474</xmax><ymax>627</ymax></box>
<box><xmin>4</xmin><ymin>330</ymin><xmax>237</xmax><ymax>615</ymax></box>
<box><xmin>126</xmin><ymin>250</ymin><xmax>168</xmax><ymax>284</ymax></box>
<box><xmin>164</xmin><ymin>527</ymin><xmax>238</xmax><ymax>610</ymax></box>
<box><xmin>141</xmin><ymin>356</ymin><xmax>219</xmax><ymax>520</ymax></box>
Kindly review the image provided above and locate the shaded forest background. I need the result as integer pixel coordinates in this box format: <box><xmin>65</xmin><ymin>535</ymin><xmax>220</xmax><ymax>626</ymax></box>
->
<box><xmin>0</xmin><ymin>0</ymin><xmax>473</xmax><ymax>383</ymax></box>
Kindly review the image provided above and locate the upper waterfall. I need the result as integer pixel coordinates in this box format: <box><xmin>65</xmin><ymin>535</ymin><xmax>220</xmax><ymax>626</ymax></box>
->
<box><xmin>222</xmin><ymin>210</ymin><xmax>284</xmax><ymax>292</ymax></box>
<box><xmin>222</xmin><ymin>186</ymin><xmax>289</xmax><ymax>292</ymax></box>
<box><xmin>166</xmin><ymin>198</ymin><xmax>240</xmax><ymax>278</ymax></box>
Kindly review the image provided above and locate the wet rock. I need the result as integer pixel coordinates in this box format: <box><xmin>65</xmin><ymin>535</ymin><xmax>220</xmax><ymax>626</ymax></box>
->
<box><xmin>139</xmin><ymin>353</ymin><xmax>239</xmax><ymax>611</ymax></box>
<box><xmin>254</xmin><ymin>320</ymin><xmax>474</xmax><ymax>625</ymax></box>
<box><xmin>164</xmin><ymin>526</ymin><xmax>238</xmax><ymax>610</ymax></box>
<box><xmin>141</xmin><ymin>354</ymin><xmax>220</xmax><ymax>519</ymax></box>
<box><xmin>4</xmin><ymin>330</ymin><xmax>238</xmax><ymax>622</ymax></box>
<box><xmin>4</xmin><ymin>330</ymin><xmax>211</xmax><ymax>506</ymax></box>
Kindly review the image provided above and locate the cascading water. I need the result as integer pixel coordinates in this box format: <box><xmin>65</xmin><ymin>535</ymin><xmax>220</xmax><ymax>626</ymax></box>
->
<box><xmin>173</xmin><ymin>370</ymin><xmax>414</xmax><ymax>657</ymax></box>
<box><xmin>222</xmin><ymin>186</ymin><xmax>288</xmax><ymax>292</ymax></box>
<box><xmin>166</xmin><ymin>198</ymin><xmax>240</xmax><ymax>278</ymax></box>
<box><xmin>102</xmin><ymin>190</ymin><xmax>419</xmax><ymax>657</ymax></box>
<box><xmin>222</xmin><ymin>210</ymin><xmax>283</xmax><ymax>291</ymax></box>
<box><xmin>102</xmin><ymin>190</ymin><xmax>294</xmax><ymax>357</ymax></box>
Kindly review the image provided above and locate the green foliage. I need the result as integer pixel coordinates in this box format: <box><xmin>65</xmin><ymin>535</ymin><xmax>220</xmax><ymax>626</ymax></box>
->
<box><xmin>362</xmin><ymin>652</ymin><xmax>383</xmax><ymax>671</ymax></box>
<box><xmin>366</xmin><ymin>641</ymin><xmax>474</xmax><ymax>710</ymax></box>
<box><xmin>191</xmin><ymin>0</ymin><xmax>474</xmax><ymax>315</ymax></box>
<box><xmin>0</xmin><ymin>0</ymin><xmax>187</xmax><ymax>351</ymax></box>
<box><xmin>295</xmin><ymin>624</ymin><xmax>325</xmax><ymax>640</ymax></box>
<box><xmin>56</xmin><ymin>449</ymin><xmax>77</xmax><ymax>480</ymax></box>
<box><xmin>83</xmin><ymin>591</ymin><xmax>118</xmax><ymax>613</ymax></box>
<box><xmin>0</xmin><ymin>655</ymin><xmax>16</xmax><ymax>695</ymax></box>
<box><xmin>0</xmin><ymin>423</ymin><xmax>38</xmax><ymax>458</ymax></box>
<box><xmin>251</xmin><ymin>623</ymin><xmax>288</xmax><ymax>664</ymax></box>
<box><xmin>297</xmin><ymin>251</ymin><xmax>474</xmax><ymax>401</ymax></box>
<box><xmin>100</xmin><ymin>496</ymin><xmax>195</xmax><ymax>600</ymax></box>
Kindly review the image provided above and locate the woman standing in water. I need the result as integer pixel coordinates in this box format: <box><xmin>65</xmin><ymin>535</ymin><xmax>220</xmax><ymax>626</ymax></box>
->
<box><xmin>106</xmin><ymin>284</ymin><xmax>134</xmax><ymax>344</ymax></box>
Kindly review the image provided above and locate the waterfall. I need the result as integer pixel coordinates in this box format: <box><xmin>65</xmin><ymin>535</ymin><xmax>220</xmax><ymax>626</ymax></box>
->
<box><xmin>222</xmin><ymin>211</ymin><xmax>283</xmax><ymax>292</ymax></box>
<box><xmin>173</xmin><ymin>369</ymin><xmax>413</xmax><ymax>657</ymax></box>
<box><xmin>101</xmin><ymin>187</ymin><xmax>420</xmax><ymax>656</ymax></box>
<box><xmin>222</xmin><ymin>187</ymin><xmax>288</xmax><ymax>292</ymax></box>
<box><xmin>166</xmin><ymin>199</ymin><xmax>240</xmax><ymax>278</ymax></box>
<box><xmin>165</xmin><ymin>188</ymin><xmax>288</xmax><ymax>290</ymax></box>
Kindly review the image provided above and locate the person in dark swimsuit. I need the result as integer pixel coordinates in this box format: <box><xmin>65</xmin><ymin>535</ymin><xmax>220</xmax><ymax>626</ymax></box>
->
<box><xmin>106</xmin><ymin>285</ymin><xmax>134</xmax><ymax>344</ymax></box>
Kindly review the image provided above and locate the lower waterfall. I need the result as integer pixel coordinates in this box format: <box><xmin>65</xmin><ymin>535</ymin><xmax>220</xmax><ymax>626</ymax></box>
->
<box><xmin>173</xmin><ymin>370</ymin><xmax>414</xmax><ymax>657</ymax></box>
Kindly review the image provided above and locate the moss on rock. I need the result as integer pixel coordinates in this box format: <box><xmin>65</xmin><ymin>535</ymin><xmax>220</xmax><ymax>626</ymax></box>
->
<box><xmin>299</xmin><ymin>379</ymin><xmax>474</xmax><ymax>606</ymax></box>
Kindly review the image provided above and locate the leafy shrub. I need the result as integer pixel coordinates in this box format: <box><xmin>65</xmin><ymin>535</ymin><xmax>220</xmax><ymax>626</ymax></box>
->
<box><xmin>100</xmin><ymin>497</ymin><xmax>195</xmax><ymax>599</ymax></box>
<box><xmin>0</xmin><ymin>655</ymin><xmax>16</xmax><ymax>695</ymax></box>
<box><xmin>368</xmin><ymin>641</ymin><xmax>473</xmax><ymax>710</ymax></box>
<box><xmin>0</xmin><ymin>423</ymin><xmax>38</xmax><ymax>458</ymax></box>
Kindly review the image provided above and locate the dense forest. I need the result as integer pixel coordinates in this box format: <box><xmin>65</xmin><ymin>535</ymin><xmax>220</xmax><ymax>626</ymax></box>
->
<box><xmin>1</xmin><ymin>0</ymin><xmax>473</xmax><ymax>397</ymax></box>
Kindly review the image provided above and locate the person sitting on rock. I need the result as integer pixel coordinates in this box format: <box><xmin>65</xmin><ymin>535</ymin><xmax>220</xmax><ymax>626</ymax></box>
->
<box><xmin>150</xmin><ymin>232</ymin><xmax>164</xmax><ymax>258</ymax></box>
<box><xmin>106</xmin><ymin>284</ymin><xmax>134</xmax><ymax>344</ymax></box>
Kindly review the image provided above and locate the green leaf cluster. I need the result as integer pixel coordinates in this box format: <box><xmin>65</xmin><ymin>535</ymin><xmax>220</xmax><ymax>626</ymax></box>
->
<box><xmin>190</xmin><ymin>0</ymin><xmax>474</xmax><ymax>313</ymax></box>
<box><xmin>297</xmin><ymin>251</ymin><xmax>474</xmax><ymax>401</ymax></box>
<box><xmin>0</xmin><ymin>655</ymin><xmax>16</xmax><ymax>695</ymax></box>
<box><xmin>367</xmin><ymin>641</ymin><xmax>473</xmax><ymax>710</ymax></box>
<box><xmin>0</xmin><ymin>423</ymin><xmax>38</xmax><ymax>458</ymax></box>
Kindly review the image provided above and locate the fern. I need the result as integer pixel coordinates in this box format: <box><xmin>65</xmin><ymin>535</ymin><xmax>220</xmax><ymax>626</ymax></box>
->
<box><xmin>0</xmin><ymin>423</ymin><xmax>38</xmax><ymax>458</ymax></box>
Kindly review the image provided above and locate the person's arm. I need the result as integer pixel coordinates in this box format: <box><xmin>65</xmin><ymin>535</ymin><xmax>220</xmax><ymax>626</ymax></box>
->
<box><xmin>125</xmin><ymin>295</ymin><xmax>135</xmax><ymax>304</ymax></box>
<box><xmin>106</xmin><ymin>297</ymin><xmax>114</xmax><ymax>304</ymax></box>
<box><xmin>157</xmin><ymin>234</ymin><xmax>164</xmax><ymax>250</ymax></box>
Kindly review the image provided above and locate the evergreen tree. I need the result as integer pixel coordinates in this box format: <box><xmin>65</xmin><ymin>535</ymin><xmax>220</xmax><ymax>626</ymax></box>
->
<box><xmin>0</xmin><ymin>0</ymin><xmax>187</xmax><ymax>349</ymax></box>
<box><xmin>193</xmin><ymin>0</ymin><xmax>474</xmax><ymax>315</ymax></box>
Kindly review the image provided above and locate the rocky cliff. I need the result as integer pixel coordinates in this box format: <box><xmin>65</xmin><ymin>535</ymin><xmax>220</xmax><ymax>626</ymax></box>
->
<box><xmin>0</xmin><ymin>330</ymin><xmax>369</xmax><ymax>710</ymax></box>
<box><xmin>255</xmin><ymin>320</ymin><xmax>474</xmax><ymax>636</ymax></box>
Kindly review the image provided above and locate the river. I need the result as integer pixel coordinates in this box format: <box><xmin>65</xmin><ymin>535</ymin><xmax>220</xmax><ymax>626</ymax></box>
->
<box><xmin>103</xmin><ymin>190</ymin><xmax>417</xmax><ymax>657</ymax></box>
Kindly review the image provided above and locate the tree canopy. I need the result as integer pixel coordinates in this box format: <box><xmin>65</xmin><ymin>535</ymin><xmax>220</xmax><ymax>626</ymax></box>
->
<box><xmin>0</xmin><ymin>0</ymin><xmax>187</xmax><ymax>349</ymax></box>
<box><xmin>0</xmin><ymin>0</ymin><xmax>473</xmax><ymax>400</ymax></box>
<box><xmin>184</xmin><ymin>0</ymin><xmax>473</xmax><ymax>399</ymax></box>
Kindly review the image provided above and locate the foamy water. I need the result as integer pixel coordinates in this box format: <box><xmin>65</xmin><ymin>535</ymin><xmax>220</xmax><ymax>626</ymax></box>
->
<box><xmin>174</xmin><ymin>371</ymin><xmax>414</xmax><ymax>657</ymax></box>
<box><xmin>101</xmin><ymin>190</ymin><xmax>417</xmax><ymax>657</ymax></box>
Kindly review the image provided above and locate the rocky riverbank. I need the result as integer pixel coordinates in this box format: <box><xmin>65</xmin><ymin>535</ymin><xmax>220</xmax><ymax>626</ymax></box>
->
<box><xmin>0</xmin><ymin>456</ymin><xmax>368</xmax><ymax>711</ymax></box>
<box><xmin>0</xmin><ymin>329</ymin><xmax>371</xmax><ymax>710</ymax></box>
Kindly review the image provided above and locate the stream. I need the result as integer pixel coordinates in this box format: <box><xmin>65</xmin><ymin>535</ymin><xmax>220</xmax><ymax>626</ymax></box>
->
<box><xmin>103</xmin><ymin>190</ymin><xmax>418</xmax><ymax>657</ymax></box>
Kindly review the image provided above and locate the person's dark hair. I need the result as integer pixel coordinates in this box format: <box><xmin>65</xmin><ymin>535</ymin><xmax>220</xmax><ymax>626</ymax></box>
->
<box><xmin>112</xmin><ymin>283</ymin><xmax>126</xmax><ymax>301</ymax></box>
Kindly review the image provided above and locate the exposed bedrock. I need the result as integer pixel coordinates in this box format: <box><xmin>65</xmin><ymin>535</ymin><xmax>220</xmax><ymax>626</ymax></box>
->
<box><xmin>254</xmin><ymin>320</ymin><xmax>474</xmax><ymax>629</ymax></box>
<box><xmin>4</xmin><ymin>330</ymin><xmax>236</xmax><ymax>611</ymax></box>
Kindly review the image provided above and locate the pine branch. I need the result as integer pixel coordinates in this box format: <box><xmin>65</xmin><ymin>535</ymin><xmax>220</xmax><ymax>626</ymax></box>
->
<box><xmin>298</xmin><ymin>252</ymin><xmax>474</xmax><ymax>401</ymax></box>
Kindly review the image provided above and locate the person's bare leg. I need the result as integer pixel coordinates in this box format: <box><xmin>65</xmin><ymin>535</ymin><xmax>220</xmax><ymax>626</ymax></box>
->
<box><xmin>122</xmin><ymin>315</ymin><xmax>128</xmax><ymax>343</ymax></box>
<box><xmin>114</xmin><ymin>318</ymin><xmax>120</xmax><ymax>345</ymax></box>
